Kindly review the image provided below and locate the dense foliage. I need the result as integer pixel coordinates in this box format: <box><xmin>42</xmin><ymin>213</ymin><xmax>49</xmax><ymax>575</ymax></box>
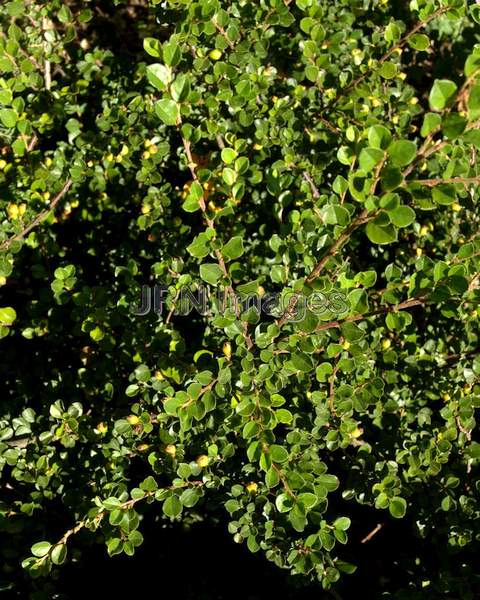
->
<box><xmin>1</xmin><ymin>0</ymin><xmax>480</xmax><ymax>597</ymax></box>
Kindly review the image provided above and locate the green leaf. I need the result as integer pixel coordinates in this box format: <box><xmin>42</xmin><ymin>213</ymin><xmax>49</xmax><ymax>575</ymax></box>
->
<box><xmin>317</xmin><ymin>473</ymin><xmax>339</xmax><ymax>491</ymax></box>
<box><xmin>389</xmin><ymin>496</ymin><xmax>407</xmax><ymax>518</ymax></box>
<box><xmin>51</xmin><ymin>544</ymin><xmax>67</xmax><ymax>565</ymax></box>
<box><xmin>297</xmin><ymin>493</ymin><xmax>318</xmax><ymax>510</ymax></box>
<box><xmin>269</xmin><ymin>444</ymin><xmax>289</xmax><ymax>463</ymax></box>
<box><xmin>163</xmin><ymin>495</ymin><xmax>182</xmax><ymax>518</ymax></box>
<box><xmin>387</xmin><ymin>140</ymin><xmax>416</xmax><ymax>167</ymax></box>
<box><xmin>379</xmin><ymin>61</ymin><xmax>397</xmax><ymax>79</ymax></box>
<box><xmin>359</xmin><ymin>147</ymin><xmax>384</xmax><ymax>172</ymax></box>
<box><xmin>199</xmin><ymin>263</ymin><xmax>223</xmax><ymax>285</ymax></box>
<box><xmin>421</xmin><ymin>113</ymin><xmax>442</xmax><ymax>137</ymax></box>
<box><xmin>163</xmin><ymin>41</ymin><xmax>182</xmax><ymax>67</ymax></box>
<box><xmin>171</xmin><ymin>74</ymin><xmax>191</xmax><ymax>102</ymax></box>
<box><xmin>408</xmin><ymin>33</ymin><xmax>429</xmax><ymax>51</ymax></box>
<box><xmin>468</xmin><ymin>84</ymin><xmax>480</xmax><ymax>119</ymax></box>
<box><xmin>143</xmin><ymin>37</ymin><xmax>162</xmax><ymax>58</ymax></box>
<box><xmin>388</xmin><ymin>205</ymin><xmax>415</xmax><ymax>228</ymax></box>
<box><xmin>432</xmin><ymin>184</ymin><xmax>456</xmax><ymax>205</ymax></box>
<box><xmin>222</xmin><ymin>236</ymin><xmax>244</xmax><ymax>260</ymax></box>
<box><xmin>0</xmin><ymin>306</ymin><xmax>16</xmax><ymax>325</ymax></box>
<box><xmin>146</xmin><ymin>64</ymin><xmax>171</xmax><ymax>91</ymax></box>
<box><xmin>154</xmin><ymin>99</ymin><xmax>179</xmax><ymax>126</ymax></box>
<box><xmin>222</xmin><ymin>168</ymin><xmax>237</xmax><ymax>186</ymax></box>
<box><xmin>31</xmin><ymin>541</ymin><xmax>51</xmax><ymax>558</ymax></box>
<box><xmin>221</xmin><ymin>148</ymin><xmax>237</xmax><ymax>164</ymax></box>
<box><xmin>368</xmin><ymin>125</ymin><xmax>392</xmax><ymax>150</ymax></box>
<box><xmin>366</xmin><ymin>221</ymin><xmax>397</xmax><ymax>245</ymax></box>
<box><xmin>0</xmin><ymin>108</ymin><xmax>17</xmax><ymax>128</ymax></box>
<box><xmin>333</xmin><ymin>516</ymin><xmax>351</xmax><ymax>531</ymax></box>
<box><xmin>429</xmin><ymin>79</ymin><xmax>457</xmax><ymax>111</ymax></box>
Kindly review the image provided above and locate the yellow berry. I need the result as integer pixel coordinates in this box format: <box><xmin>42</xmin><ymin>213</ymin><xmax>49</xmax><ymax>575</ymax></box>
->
<box><xmin>149</xmin><ymin>144</ymin><xmax>158</xmax><ymax>155</ymax></box>
<box><xmin>442</xmin><ymin>393</ymin><xmax>450</xmax><ymax>402</ymax></box>
<box><xmin>142</xmin><ymin>151</ymin><xmax>151</xmax><ymax>160</ymax></box>
<box><xmin>0</xmin><ymin>159</ymin><xmax>6</xmax><ymax>170</ymax></box>
<box><xmin>196</xmin><ymin>455</ymin><xmax>209</xmax><ymax>468</ymax></box>
<box><xmin>144</xmin><ymin>139</ymin><xmax>152</xmax><ymax>148</ymax></box>
<box><xmin>45</xmin><ymin>157</ymin><xmax>53</xmax><ymax>167</ymax></box>
<box><xmin>381</xmin><ymin>338</ymin><xmax>391</xmax><ymax>350</ymax></box>
<box><xmin>253</xmin><ymin>143</ymin><xmax>263</xmax><ymax>151</ymax></box>
<box><xmin>87</xmin><ymin>160</ymin><xmax>94</xmax><ymax>167</ymax></box>
<box><xmin>120</xmin><ymin>144</ymin><xmax>129</xmax><ymax>156</ymax></box>
<box><xmin>105</xmin><ymin>153</ymin><xmax>114</xmax><ymax>162</ymax></box>
<box><xmin>209</xmin><ymin>49</ymin><xmax>222</xmax><ymax>61</ymax></box>
<box><xmin>127</xmin><ymin>415</ymin><xmax>140</xmax><ymax>425</ymax></box>
<box><xmin>0</xmin><ymin>276</ymin><xmax>6</xmax><ymax>286</ymax></box>
<box><xmin>43</xmin><ymin>192</ymin><xmax>51</xmax><ymax>201</ymax></box>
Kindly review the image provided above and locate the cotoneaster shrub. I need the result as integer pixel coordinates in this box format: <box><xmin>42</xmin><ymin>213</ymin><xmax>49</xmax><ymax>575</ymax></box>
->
<box><xmin>1</xmin><ymin>0</ymin><xmax>480</xmax><ymax>596</ymax></box>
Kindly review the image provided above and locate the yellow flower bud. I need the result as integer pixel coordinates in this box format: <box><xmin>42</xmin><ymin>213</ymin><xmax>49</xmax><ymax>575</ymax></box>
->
<box><xmin>350</xmin><ymin>427</ymin><xmax>363</xmax><ymax>438</ymax></box>
<box><xmin>452</xmin><ymin>202</ymin><xmax>461</xmax><ymax>212</ymax></box>
<box><xmin>381</xmin><ymin>338</ymin><xmax>391</xmax><ymax>350</ymax></box>
<box><xmin>416</xmin><ymin>248</ymin><xmax>423</xmax><ymax>257</ymax></box>
<box><xmin>165</xmin><ymin>444</ymin><xmax>176</xmax><ymax>458</ymax></box>
<box><xmin>97</xmin><ymin>422</ymin><xmax>108</xmax><ymax>434</ymax></box>
<box><xmin>342</xmin><ymin>340</ymin><xmax>351</xmax><ymax>350</ymax></box>
<box><xmin>223</xmin><ymin>341</ymin><xmax>232</xmax><ymax>360</ymax></box>
<box><xmin>127</xmin><ymin>415</ymin><xmax>140</xmax><ymax>425</ymax></box>
<box><xmin>420</xmin><ymin>225</ymin><xmax>429</xmax><ymax>236</ymax></box>
<box><xmin>246</xmin><ymin>482</ymin><xmax>258</xmax><ymax>493</ymax></box>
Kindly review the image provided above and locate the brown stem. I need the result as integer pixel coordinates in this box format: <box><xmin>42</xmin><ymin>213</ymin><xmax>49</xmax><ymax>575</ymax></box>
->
<box><xmin>330</xmin><ymin>7</ymin><xmax>447</xmax><ymax>105</ymax></box>
<box><xmin>277</xmin><ymin>208</ymin><xmax>372</xmax><ymax>327</ymax></box>
<box><xmin>409</xmin><ymin>176</ymin><xmax>480</xmax><ymax>188</ymax></box>
<box><xmin>181</xmin><ymin>136</ymin><xmax>253</xmax><ymax>349</ymax></box>
<box><xmin>0</xmin><ymin>179</ymin><xmax>73</xmax><ymax>251</ymax></box>
<box><xmin>361</xmin><ymin>523</ymin><xmax>384</xmax><ymax>544</ymax></box>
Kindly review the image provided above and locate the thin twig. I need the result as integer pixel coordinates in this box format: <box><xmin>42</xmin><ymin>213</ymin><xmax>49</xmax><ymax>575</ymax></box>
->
<box><xmin>409</xmin><ymin>176</ymin><xmax>480</xmax><ymax>188</ymax></box>
<box><xmin>0</xmin><ymin>179</ymin><xmax>73</xmax><ymax>251</ymax></box>
<box><xmin>361</xmin><ymin>523</ymin><xmax>384</xmax><ymax>544</ymax></box>
<box><xmin>277</xmin><ymin>208</ymin><xmax>372</xmax><ymax>327</ymax></box>
<box><xmin>330</xmin><ymin>7</ymin><xmax>447</xmax><ymax>105</ymax></box>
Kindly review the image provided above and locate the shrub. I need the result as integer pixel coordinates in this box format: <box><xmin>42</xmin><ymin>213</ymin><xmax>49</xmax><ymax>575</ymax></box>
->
<box><xmin>1</xmin><ymin>0</ymin><xmax>480</xmax><ymax>596</ymax></box>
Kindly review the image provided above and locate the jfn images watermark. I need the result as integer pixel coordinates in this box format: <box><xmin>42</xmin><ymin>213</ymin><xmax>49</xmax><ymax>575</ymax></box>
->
<box><xmin>130</xmin><ymin>285</ymin><xmax>348</xmax><ymax>323</ymax></box>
